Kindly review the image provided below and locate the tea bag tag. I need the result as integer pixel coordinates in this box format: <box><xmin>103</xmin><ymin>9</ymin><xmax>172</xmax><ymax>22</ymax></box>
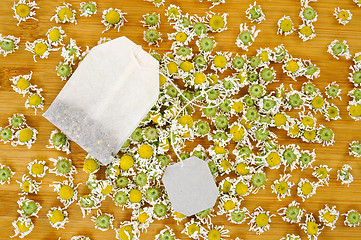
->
<box><xmin>162</xmin><ymin>156</ymin><xmax>218</xmax><ymax>216</ymax></box>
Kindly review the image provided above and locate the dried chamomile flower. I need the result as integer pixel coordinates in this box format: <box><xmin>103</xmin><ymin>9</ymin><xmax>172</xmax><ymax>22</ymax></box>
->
<box><xmin>282</xmin><ymin>57</ymin><xmax>304</xmax><ymax>80</ymax></box>
<box><xmin>280</xmin><ymin>234</ymin><xmax>301</xmax><ymax>240</ymax></box>
<box><xmin>273</xmin><ymin>44</ymin><xmax>288</xmax><ymax>63</ymax></box>
<box><xmin>83</xmin><ymin>155</ymin><xmax>100</xmax><ymax>174</ymax></box>
<box><xmin>0</xmin><ymin>34</ymin><xmax>20</xmax><ymax>56</ymax></box>
<box><xmin>334</xmin><ymin>8</ymin><xmax>352</xmax><ymax>25</ymax></box>
<box><xmin>303</xmin><ymin>60</ymin><xmax>320</xmax><ymax>79</ymax></box>
<box><xmin>312</xmin><ymin>164</ymin><xmax>331</xmax><ymax>185</ymax></box>
<box><xmin>318</xmin><ymin>126</ymin><xmax>335</xmax><ymax>146</ymax></box>
<box><xmin>271</xmin><ymin>174</ymin><xmax>294</xmax><ymax>201</ymax></box>
<box><xmin>24</xmin><ymin>90</ymin><xmax>44</xmax><ymax>114</ymax></box>
<box><xmin>47</xmin><ymin>129</ymin><xmax>70</xmax><ymax>154</ymax></box>
<box><xmin>353</xmin><ymin>52</ymin><xmax>361</xmax><ymax>67</ymax></box>
<box><xmin>235</xmin><ymin>23</ymin><xmax>260</xmax><ymax>51</ymax></box>
<box><xmin>12</xmin><ymin>0</ymin><xmax>38</xmax><ymax>25</ymax></box>
<box><xmin>337</xmin><ymin>164</ymin><xmax>353</xmax><ymax>186</ymax></box>
<box><xmin>49</xmin><ymin>157</ymin><xmax>77</xmax><ymax>179</ymax></box>
<box><xmin>25</xmin><ymin>39</ymin><xmax>55</xmax><ymax>62</ymax></box>
<box><xmin>248</xmin><ymin>206</ymin><xmax>274</xmax><ymax>234</ymax></box>
<box><xmin>131</xmin><ymin>207</ymin><xmax>154</xmax><ymax>231</ymax></box>
<box><xmin>343</xmin><ymin>209</ymin><xmax>361</xmax><ymax>227</ymax></box>
<box><xmin>300</xmin><ymin>213</ymin><xmax>323</xmax><ymax>240</ymax></box>
<box><xmin>195</xmin><ymin>208</ymin><xmax>215</xmax><ymax>224</ymax></box>
<box><xmin>61</xmin><ymin>38</ymin><xmax>82</xmax><ymax>64</ymax></box>
<box><xmin>325</xmin><ymin>104</ymin><xmax>341</xmax><ymax>121</ymax></box>
<box><xmin>298</xmin><ymin>149</ymin><xmax>316</xmax><ymax>170</ymax></box>
<box><xmin>348</xmin><ymin>100</ymin><xmax>361</xmax><ymax>120</ymax></box>
<box><xmin>246</xmin><ymin>2</ymin><xmax>265</xmax><ymax>23</ymax></box>
<box><xmin>0</xmin><ymin>126</ymin><xmax>14</xmax><ymax>144</ymax></box>
<box><xmin>112</xmin><ymin>189</ymin><xmax>128</xmax><ymax>208</ymax></box>
<box><xmin>349</xmin><ymin>141</ymin><xmax>361</xmax><ymax>157</ymax></box>
<box><xmin>217</xmin><ymin>195</ymin><xmax>239</xmax><ymax>215</ymax></box>
<box><xmin>93</xmin><ymin>179</ymin><xmax>114</xmax><ymax>201</ymax></box>
<box><xmin>28</xmin><ymin>159</ymin><xmax>48</xmax><ymax>178</ymax></box>
<box><xmin>102</xmin><ymin>8</ymin><xmax>127</xmax><ymax>33</ymax></box>
<box><xmin>278</xmin><ymin>201</ymin><xmax>304</xmax><ymax>224</ymax></box>
<box><xmin>0</xmin><ymin>163</ymin><xmax>15</xmax><ymax>184</ymax></box>
<box><xmin>77</xmin><ymin>194</ymin><xmax>99</xmax><ymax>217</ymax></box>
<box><xmin>127</xmin><ymin>187</ymin><xmax>144</xmax><ymax>209</ymax></box>
<box><xmin>8</xmin><ymin>113</ymin><xmax>26</xmax><ymax>129</ymax></box>
<box><xmin>91</xmin><ymin>209</ymin><xmax>114</xmax><ymax>231</ymax></box>
<box><xmin>155</xmin><ymin>225</ymin><xmax>179</xmax><ymax>240</ymax></box>
<box><xmin>51</xmin><ymin>180</ymin><xmax>80</xmax><ymax>208</ymax></box>
<box><xmin>206</xmin><ymin>12</ymin><xmax>228</xmax><ymax>33</ymax></box>
<box><xmin>227</xmin><ymin>207</ymin><xmax>249</xmax><ymax>225</ymax></box>
<box><xmin>196</xmin><ymin>36</ymin><xmax>216</xmax><ymax>55</ymax></box>
<box><xmin>200</xmin><ymin>224</ymin><xmax>230</xmax><ymax>240</ymax></box>
<box><xmin>327</xmin><ymin>39</ymin><xmax>351</xmax><ymax>60</ymax></box>
<box><xmin>47</xmin><ymin>207</ymin><xmax>69</xmax><ymax>229</ymax></box>
<box><xmin>46</xmin><ymin>26</ymin><xmax>66</xmax><ymax>47</ymax></box>
<box><xmin>115</xmin><ymin>221</ymin><xmax>140</xmax><ymax>240</ymax></box>
<box><xmin>79</xmin><ymin>1</ymin><xmax>97</xmax><ymax>17</ymax></box>
<box><xmin>143</xmin><ymin>28</ymin><xmax>162</xmax><ymax>47</ymax></box>
<box><xmin>308</xmin><ymin>94</ymin><xmax>326</xmax><ymax>113</ymax></box>
<box><xmin>170</xmin><ymin>208</ymin><xmax>187</xmax><ymax>223</ymax></box>
<box><xmin>50</xmin><ymin>3</ymin><xmax>77</xmax><ymax>24</ymax></box>
<box><xmin>18</xmin><ymin>174</ymin><xmax>41</xmax><ymax>195</ymax></box>
<box><xmin>300</xmin><ymin>5</ymin><xmax>317</xmax><ymax>23</ymax></box>
<box><xmin>11</xmin><ymin>216</ymin><xmax>34</xmax><ymax>238</ymax></box>
<box><xmin>297</xmin><ymin>178</ymin><xmax>319</xmax><ymax>201</ymax></box>
<box><xmin>165</xmin><ymin>5</ymin><xmax>182</xmax><ymax>21</ymax></box>
<box><xmin>318</xmin><ymin>205</ymin><xmax>339</xmax><ymax>230</ymax></box>
<box><xmin>298</xmin><ymin>23</ymin><xmax>316</xmax><ymax>41</ymax></box>
<box><xmin>12</xmin><ymin>127</ymin><xmax>38</xmax><ymax>149</ymax></box>
<box><xmin>349</xmin><ymin>65</ymin><xmax>361</xmax><ymax>87</ymax></box>
<box><xmin>210</xmin><ymin>52</ymin><xmax>231</xmax><ymax>73</ymax></box>
<box><xmin>277</xmin><ymin>16</ymin><xmax>294</xmax><ymax>36</ymax></box>
<box><xmin>182</xmin><ymin>219</ymin><xmax>202</xmax><ymax>239</ymax></box>
<box><xmin>142</xmin><ymin>12</ymin><xmax>160</xmax><ymax>28</ymax></box>
<box><xmin>348</xmin><ymin>88</ymin><xmax>361</xmax><ymax>102</ymax></box>
<box><xmin>17</xmin><ymin>196</ymin><xmax>41</xmax><ymax>217</ymax></box>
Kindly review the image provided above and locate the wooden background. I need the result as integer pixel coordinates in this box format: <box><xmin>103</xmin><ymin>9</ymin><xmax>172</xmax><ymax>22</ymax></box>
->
<box><xmin>1</xmin><ymin>0</ymin><xmax>361</xmax><ymax>239</ymax></box>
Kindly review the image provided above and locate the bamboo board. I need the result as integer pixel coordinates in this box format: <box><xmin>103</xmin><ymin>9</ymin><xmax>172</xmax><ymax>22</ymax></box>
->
<box><xmin>1</xmin><ymin>0</ymin><xmax>361</xmax><ymax>239</ymax></box>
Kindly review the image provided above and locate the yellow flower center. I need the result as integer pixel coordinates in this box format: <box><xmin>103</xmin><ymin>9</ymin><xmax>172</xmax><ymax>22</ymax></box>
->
<box><xmin>173</xmin><ymin>211</ymin><xmax>186</xmax><ymax>219</ymax></box>
<box><xmin>221</xmin><ymin>180</ymin><xmax>232</xmax><ymax>193</ymax></box>
<box><xmin>327</xmin><ymin>106</ymin><xmax>339</xmax><ymax>119</ymax></box>
<box><xmin>16</xmin><ymin>220</ymin><xmax>30</xmax><ymax>232</ymax></box>
<box><xmin>101</xmin><ymin>184</ymin><xmax>113</xmax><ymax>195</ymax></box>
<box><xmin>187</xmin><ymin>223</ymin><xmax>200</xmax><ymax>235</ymax></box>
<box><xmin>306</xmin><ymin>221</ymin><xmax>318</xmax><ymax>235</ymax></box>
<box><xmin>152</xmin><ymin>113</ymin><xmax>161</xmax><ymax>124</ymax></box>
<box><xmin>31</xmin><ymin>163</ymin><xmax>44</xmax><ymax>175</ymax></box>
<box><xmin>16</xmin><ymin>77</ymin><xmax>30</xmax><ymax>91</ymax></box>
<box><xmin>129</xmin><ymin>189</ymin><xmax>142</xmax><ymax>203</ymax></box>
<box><xmin>240</xmin><ymin>118</ymin><xmax>253</xmax><ymax>129</ymax></box>
<box><xmin>208</xmin><ymin>229</ymin><xmax>221</xmax><ymax>240</ymax></box>
<box><xmin>106</xmin><ymin>10</ymin><xmax>120</xmax><ymax>25</ymax></box>
<box><xmin>213</xmin><ymin>55</ymin><xmax>227</xmax><ymax>68</ymax></box>
<box><xmin>18</xmin><ymin>128</ymin><xmax>34</xmax><ymax>142</ymax></box>
<box><xmin>302</xmin><ymin>117</ymin><xmax>314</xmax><ymax>127</ymax></box>
<box><xmin>236</xmin><ymin>162</ymin><xmax>249</xmax><ymax>175</ymax></box>
<box><xmin>167</xmin><ymin>61</ymin><xmax>178</xmax><ymax>74</ymax></box>
<box><xmin>209</xmin><ymin>15</ymin><xmax>225</xmax><ymax>30</ymax></box>
<box><xmin>301</xmin><ymin>182</ymin><xmax>313</xmax><ymax>195</ymax></box>
<box><xmin>28</xmin><ymin>94</ymin><xmax>42</xmax><ymax>106</ymax></box>
<box><xmin>120</xmin><ymin>155</ymin><xmax>134</xmax><ymax>171</ymax></box>
<box><xmin>159</xmin><ymin>74</ymin><xmax>167</xmax><ymax>86</ymax></box>
<box><xmin>235</xmin><ymin>182</ymin><xmax>248</xmax><ymax>196</ymax></box>
<box><xmin>323</xmin><ymin>211</ymin><xmax>336</xmax><ymax>223</ymax></box>
<box><xmin>59</xmin><ymin>185</ymin><xmax>74</xmax><ymax>200</ymax></box>
<box><xmin>355</xmin><ymin>55</ymin><xmax>361</xmax><ymax>62</ymax></box>
<box><xmin>50</xmin><ymin>209</ymin><xmax>65</xmax><ymax>224</ymax></box>
<box><xmin>138</xmin><ymin>144</ymin><xmax>153</xmax><ymax>159</ymax></box>
<box><xmin>259</xmin><ymin>51</ymin><xmax>269</xmax><ymax>62</ymax></box>
<box><xmin>180</xmin><ymin>61</ymin><xmax>193</xmax><ymax>72</ymax></box>
<box><xmin>34</xmin><ymin>42</ymin><xmax>47</xmax><ymax>56</ymax></box>
<box><xmin>167</xmin><ymin>7</ymin><xmax>180</xmax><ymax>18</ymax></box>
<box><xmin>208</xmin><ymin>74</ymin><xmax>219</xmax><ymax>85</ymax></box>
<box><xmin>300</xmin><ymin>25</ymin><xmax>313</xmax><ymax>37</ymax></box>
<box><xmin>220</xmin><ymin>160</ymin><xmax>231</xmax><ymax>171</ymax></box>
<box><xmin>178</xmin><ymin>115</ymin><xmax>193</xmax><ymax>127</ymax></box>
<box><xmin>58</xmin><ymin>7</ymin><xmax>73</xmax><ymax>22</ymax></box>
<box><xmin>232</xmin><ymin>101</ymin><xmax>243</xmax><ymax>113</ymax></box>
<box><xmin>316</xmin><ymin>167</ymin><xmax>327</xmax><ymax>179</ymax></box>
<box><xmin>267</xmin><ymin>152</ymin><xmax>281</xmax><ymax>167</ymax></box>
<box><xmin>280</xmin><ymin>18</ymin><xmax>293</xmax><ymax>32</ymax></box>
<box><xmin>194</xmin><ymin>72</ymin><xmax>206</xmax><ymax>85</ymax></box>
<box><xmin>338</xmin><ymin>11</ymin><xmax>349</xmax><ymax>21</ymax></box>
<box><xmin>311</xmin><ymin>96</ymin><xmax>325</xmax><ymax>109</ymax></box>
<box><xmin>118</xmin><ymin>225</ymin><xmax>134</xmax><ymax>240</ymax></box>
<box><xmin>214</xmin><ymin>146</ymin><xmax>225</xmax><ymax>154</ymax></box>
<box><xmin>22</xmin><ymin>180</ymin><xmax>31</xmax><ymax>193</ymax></box>
<box><xmin>288</xmin><ymin>124</ymin><xmax>299</xmax><ymax>137</ymax></box>
<box><xmin>274</xmin><ymin>113</ymin><xmax>287</xmax><ymax>127</ymax></box>
<box><xmin>274</xmin><ymin>181</ymin><xmax>288</xmax><ymax>194</ymax></box>
<box><xmin>285</xmin><ymin>60</ymin><xmax>299</xmax><ymax>72</ymax></box>
<box><xmin>255</xmin><ymin>213</ymin><xmax>269</xmax><ymax>227</ymax></box>
<box><xmin>175</xmin><ymin>32</ymin><xmax>187</xmax><ymax>43</ymax></box>
<box><xmin>137</xmin><ymin>212</ymin><xmax>149</xmax><ymax>223</ymax></box>
<box><xmin>223</xmin><ymin>200</ymin><xmax>236</xmax><ymax>211</ymax></box>
<box><xmin>83</xmin><ymin>158</ymin><xmax>99</xmax><ymax>173</ymax></box>
<box><xmin>303</xmin><ymin>130</ymin><xmax>316</xmax><ymax>141</ymax></box>
<box><xmin>48</xmin><ymin>28</ymin><xmax>61</xmax><ymax>42</ymax></box>
<box><xmin>16</xmin><ymin>4</ymin><xmax>31</xmax><ymax>18</ymax></box>
<box><xmin>349</xmin><ymin>104</ymin><xmax>361</xmax><ymax>117</ymax></box>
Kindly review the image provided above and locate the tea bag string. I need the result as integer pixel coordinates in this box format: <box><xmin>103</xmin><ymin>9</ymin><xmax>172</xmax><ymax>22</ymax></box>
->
<box><xmin>131</xmin><ymin>48</ymin><xmax>225</xmax><ymax>166</ymax></box>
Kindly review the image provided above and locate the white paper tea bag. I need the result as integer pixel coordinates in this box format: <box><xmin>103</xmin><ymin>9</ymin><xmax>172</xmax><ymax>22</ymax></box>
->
<box><xmin>162</xmin><ymin>156</ymin><xmax>219</xmax><ymax>216</ymax></box>
<box><xmin>43</xmin><ymin>36</ymin><xmax>159</xmax><ymax>165</ymax></box>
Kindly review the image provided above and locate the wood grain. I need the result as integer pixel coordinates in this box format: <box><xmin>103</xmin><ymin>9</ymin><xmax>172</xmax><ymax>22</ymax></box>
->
<box><xmin>1</xmin><ymin>0</ymin><xmax>361</xmax><ymax>239</ymax></box>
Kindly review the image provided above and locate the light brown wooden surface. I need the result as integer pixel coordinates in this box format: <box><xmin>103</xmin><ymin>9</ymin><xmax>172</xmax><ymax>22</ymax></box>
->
<box><xmin>1</xmin><ymin>0</ymin><xmax>361</xmax><ymax>239</ymax></box>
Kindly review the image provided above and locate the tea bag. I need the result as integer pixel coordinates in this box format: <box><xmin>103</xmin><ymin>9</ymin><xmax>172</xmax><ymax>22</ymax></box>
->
<box><xmin>43</xmin><ymin>36</ymin><xmax>159</xmax><ymax>165</ymax></box>
<box><xmin>162</xmin><ymin>156</ymin><xmax>219</xmax><ymax>216</ymax></box>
